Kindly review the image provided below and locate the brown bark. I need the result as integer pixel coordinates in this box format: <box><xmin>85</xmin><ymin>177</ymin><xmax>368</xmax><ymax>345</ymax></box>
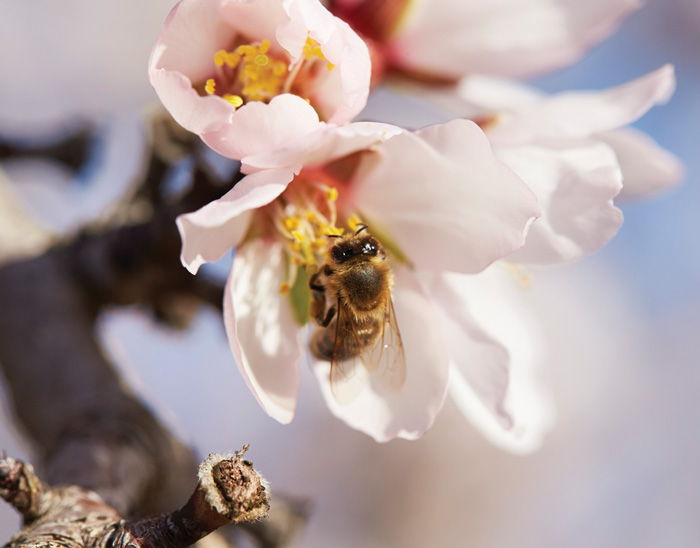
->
<box><xmin>0</xmin><ymin>448</ymin><xmax>269</xmax><ymax>548</ymax></box>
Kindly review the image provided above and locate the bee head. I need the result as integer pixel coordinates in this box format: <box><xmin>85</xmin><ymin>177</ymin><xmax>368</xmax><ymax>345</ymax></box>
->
<box><xmin>330</xmin><ymin>234</ymin><xmax>384</xmax><ymax>264</ymax></box>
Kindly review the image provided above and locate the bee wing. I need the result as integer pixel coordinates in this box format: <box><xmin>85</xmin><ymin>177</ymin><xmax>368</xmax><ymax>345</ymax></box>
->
<box><xmin>329</xmin><ymin>302</ymin><xmax>369</xmax><ymax>405</ymax></box>
<box><xmin>359</xmin><ymin>298</ymin><xmax>406</xmax><ymax>393</ymax></box>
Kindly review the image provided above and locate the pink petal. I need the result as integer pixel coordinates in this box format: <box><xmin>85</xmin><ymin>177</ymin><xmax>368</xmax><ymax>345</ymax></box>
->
<box><xmin>387</xmin><ymin>0</ymin><xmax>640</xmax><ymax>79</ymax></box>
<box><xmin>201</xmin><ymin>94</ymin><xmax>322</xmax><ymax>161</ymax></box>
<box><xmin>150</xmin><ymin>0</ymin><xmax>236</xmax><ymax>83</ymax></box>
<box><xmin>598</xmin><ymin>127</ymin><xmax>685</xmax><ymax>200</ymax></box>
<box><xmin>149</xmin><ymin>0</ymin><xmax>238</xmax><ymax>134</ymax></box>
<box><xmin>149</xmin><ymin>68</ymin><xmax>235</xmax><ymax>135</ymax></box>
<box><xmin>177</xmin><ymin>167</ymin><xmax>295</xmax><ymax>273</ymax></box>
<box><xmin>499</xmin><ymin>142</ymin><xmax>623</xmax><ymax>265</ymax></box>
<box><xmin>277</xmin><ymin>0</ymin><xmax>371</xmax><ymax>123</ymax></box>
<box><xmin>225</xmin><ymin>238</ymin><xmax>302</xmax><ymax>424</ymax></box>
<box><xmin>312</xmin><ymin>264</ymin><xmax>450</xmax><ymax>442</ymax></box>
<box><xmin>486</xmin><ymin>65</ymin><xmax>676</xmax><ymax>145</ymax></box>
<box><xmin>423</xmin><ymin>268</ymin><xmax>554</xmax><ymax>453</ymax></box>
<box><xmin>242</xmin><ymin>121</ymin><xmax>402</xmax><ymax>172</ymax></box>
<box><xmin>218</xmin><ymin>0</ymin><xmax>287</xmax><ymax>40</ymax></box>
<box><xmin>351</xmin><ymin>119</ymin><xmax>540</xmax><ymax>274</ymax></box>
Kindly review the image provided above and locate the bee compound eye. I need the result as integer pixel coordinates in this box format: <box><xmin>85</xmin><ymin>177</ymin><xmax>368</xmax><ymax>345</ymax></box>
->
<box><xmin>331</xmin><ymin>245</ymin><xmax>347</xmax><ymax>263</ymax></box>
<box><xmin>362</xmin><ymin>239</ymin><xmax>378</xmax><ymax>255</ymax></box>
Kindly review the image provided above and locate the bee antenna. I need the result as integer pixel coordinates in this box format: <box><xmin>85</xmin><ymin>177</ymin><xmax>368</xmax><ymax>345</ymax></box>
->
<box><xmin>355</xmin><ymin>224</ymin><xmax>369</xmax><ymax>235</ymax></box>
<box><xmin>327</xmin><ymin>233</ymin><xmax>342</xmax><ymax>239</ymax></box>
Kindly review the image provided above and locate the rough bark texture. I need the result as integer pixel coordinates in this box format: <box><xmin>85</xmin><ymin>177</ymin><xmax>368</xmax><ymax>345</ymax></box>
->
<box><xmin>0</xmin><ymin>449</ymin><xmax>269</xmax><ymax>548</ymax></box>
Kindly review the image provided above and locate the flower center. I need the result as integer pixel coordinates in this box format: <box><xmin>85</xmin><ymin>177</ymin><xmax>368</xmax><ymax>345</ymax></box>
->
<box><xmin>268</xmin><ymin>173</ymin><xmax>365</xmax><ymax>297</ymax></box>
<box><xmin>203</xmin><ymin>36</ymin><xmax>335</xmax><ymax>109</ymax></box>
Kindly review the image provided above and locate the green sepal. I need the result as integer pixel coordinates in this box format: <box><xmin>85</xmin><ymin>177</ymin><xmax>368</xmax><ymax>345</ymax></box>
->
<box><xmin>289</xmin><ymin>266</ymin><xmax>311</xmax><ymax>326</ymax></box>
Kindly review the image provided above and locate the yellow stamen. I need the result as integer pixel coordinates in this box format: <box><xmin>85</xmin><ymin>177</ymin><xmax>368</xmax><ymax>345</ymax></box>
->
<box><xmin>223</xmin><ymin>94</ymin><xmax>244</xmax><ymax>108</ymax></box>
<box><xmin>326</xmin><ymin>226</ymin><xmax>344</xmax><ymax>237</ymax></box>
<box><xmin>225</xmin><ymin>52</ymin><xmax>241</xmax><ymax>68</ymax></box>
<box><xmin>325</xmin><ymin>187</ymin><xmax>339</xmax><ymax>202</ymax></box>
<box><xmin>254</xmin><ymin>54</ymin><xmax>269</xmax><ymax>66</ymax></box>
<box><xmin>205</xmin><ymin>78</ymin><xmax>216</xmax><ymax>94</ymax></box>
<box><xmin>291</xmin><ymin>230</ymin><xmax>304</xmax><ymax>243</ymax></box>
<box><xmin>348</xmin><ymin>215</ymin><xmax>362</xmax><ymax>232</ymax></box>
<box><xmin>279</xmin><ymin>282</ymin><xmax>291</xmax><ymax>295</ymax></box>
<box><xmin>327</xmin><ymin>62</ymin><xmax>336</xmax><ymax>72</ymax></box>
<box><xmin>214</xmin><ymin>50</ymin><xmax>228</xmax><ymax>67</ymax></box>
<box><xmin>284</xmin><ymin>216</ymin><xmax>301</xmax><ymax>231</ymax></box>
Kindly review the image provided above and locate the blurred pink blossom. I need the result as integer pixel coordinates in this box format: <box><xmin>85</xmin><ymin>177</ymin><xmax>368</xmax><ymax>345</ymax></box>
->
<box><xmin>327</xmin><ymin>0</ymin><xmax>641</xmax><ymax>81</ymax></box>
<box><xmin>177</xmin><ymin>120</ymin><xmax>540</xmax><ymax>441</ymax></box>
<box><xmin>148</xmin><ymin>0</ymin><xmax>371</xmax><ymax>160</ymax></box>
<box><xmin>409</xmin><ymin>65</ymin><xmax>682</xmax><ymax>451</ymax></box>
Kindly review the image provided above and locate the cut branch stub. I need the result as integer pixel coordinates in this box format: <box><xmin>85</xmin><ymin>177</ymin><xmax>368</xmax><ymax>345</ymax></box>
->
<box><xmin>0</xmin><ymin>449</ymin><xmax>269</xmax><ymax>548</ymax></box>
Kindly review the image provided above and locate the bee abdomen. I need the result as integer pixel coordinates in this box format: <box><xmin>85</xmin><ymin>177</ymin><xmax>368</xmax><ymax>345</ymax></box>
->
<box><xmin>309</xmin><ymin>317</ymin><xmax>381</xmax><ymax>362</ymax></box>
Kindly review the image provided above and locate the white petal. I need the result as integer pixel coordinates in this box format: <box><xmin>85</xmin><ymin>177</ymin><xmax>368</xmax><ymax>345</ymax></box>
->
<box><xmin>598</xmin><ymin>127</ymin><xmax>684</xmax><ymax>200</ymax></box>
<box><xmin>278</xmin><ymin>0</ymin><xmax>371</xmax><ymax>123</ymax></box>
<box><xmin>242</xmin><ymin>121</ymin><xmax>402</xmax><ymax>172</ymax></box>
<box><xmin>499</xmin><ymin>142</ymin><xmax>623</xmax><ymax>265</ymax></box>
<box><xmin>388</xmin><ymin>0</ymin><xmax>640</xmax><ymax>79</ymax></box>
<box><xmin>352</xmin><ymin>119</ymin><xmax>540</xmax><ymax>274</ymax></box>
<box><xmin>423</xmin><ymin>267</ymin><xmax>554</xmax><ymax>453</ymax></box>
<box><xmin>201</xmin><ymin>95</ymin><xmax>322</xmax><ymax>162</ymax></box>
<box><xmin>486</xmin><ymin>65</ymin><xmax>676</xmax><ymax>145</ymax></box>
<box><xmin>177</xmin><ymin>168</ymin><xmax>295</xmax><ymax>273</ymax></box>
<box><xmin>219</xmin><ymin>0</ymin><xmax>287</xmax><ymax>41</ymax></box>
<box><xmin>313</xmin><ymin>264</ymin><xmax>450</xmax><ymax>442</ymax></box>
<box><xmin>225</xmin><ymin>239</ymin><xmax>302</xmax><ymax>424</ymax></box>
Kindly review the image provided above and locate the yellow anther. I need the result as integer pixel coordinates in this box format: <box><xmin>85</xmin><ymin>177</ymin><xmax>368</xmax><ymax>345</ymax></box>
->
<box><xmin>347</xmin><ymin>215</ymin><xmax>362</xmax><ymax>232</ymax></box>
<box><xmin>310</xmin><ymin>238</ymin><xmax>327</xmax><ymax>252</ymax></box>
<box><xmin>273</xmin><ymin>62</ymin><xmax>287</xmax><ymax>76</ymax></box>
<box><xmin>205</xmin><ymin>78</ymin><xmax>216</xmax><ymax>94</ymax></box>
<box><xmin>325</xmin><ymin>187</ymin><xmax>339</xmax><ymax>202</ymax></box>
<box><xmin>291</xmin><ymin>230</ymin><xmax>304</xmax><ymax>243</ymax></box>
<box><xmin>223</xmin><ymin>94</ymin><xmax>244</xmax><ymax>108</ymax></box>
<box><xmin>225</xmin><ymin>52</ymin><xmax>241</xmax><ymax>68</ymax></box>
<box><xmin>291</xmin><ymin>242</ymin><xmax>302</xmax><ymax>253</ymax></box>
<box><xmin>303</xmin><ymin>37</ymin><xmax>325</xmax><ymax>61</ymax></box>
<box><xmin>284</xmin><ymin>216</ymin><xmax>300</xmax><ymax>231</ymax></box>
<box><xmin>326</xmin><ymin>226</ymin><xmax>344</xmax><ymax>237</ymax></box>
<box><xmin>291</xmin><ymin>256</ymin><xmax>305</xmax><ymax>266</ymax></box>
<box><xmin>214</xmin><ymin>50</ymin><xmax>228</xmax><ymax>67</ymax></box>
<box><xmin>254</xmin><ymin>54</ymin><xmax>269</xmax><ymax>66</ymax></box>
<box><xmin>279</xmin><ymin>282</ymin><xmax>291</xmax><ymax>295</ymax></box>
<box><xmin>305</xmin><ymin>211</ymin><xmax>318</xmax><ymax>224</ymax></box>
<box><xmin>260</xmin><ymin>39</ymin><xmax>271</xmax><ymax>54</ymax></box>
<box><xmin>327</xmin><ymin>62</ymin><xmax>335</xmax><ymax>72</ymax></box>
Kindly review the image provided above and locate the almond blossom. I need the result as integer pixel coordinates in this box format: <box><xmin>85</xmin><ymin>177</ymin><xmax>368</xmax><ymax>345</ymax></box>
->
<box><xmin>177</xmin><ymin>120</ymin><xmax>540</xmax><ymax>441</ymax></box>
<box><xmin>327</xmin><ymin>0</ymin><xmax>640</xmax><ymax>81</ymax></box>
<box><xmin>148</xmin><ymin>0</ymin><xmax>371</xmax><ymax>160</ymax></box>
<box><xmin>404</xmin><ymin>65</ymin><xmax>683</xmax><ymax>451</ymax></box>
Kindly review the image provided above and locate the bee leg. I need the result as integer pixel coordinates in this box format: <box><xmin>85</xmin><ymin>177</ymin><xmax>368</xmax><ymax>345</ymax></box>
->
<box><xmin>318</xmin><ymin>305</ymin><xmax>336</xmax><ymax>328</ymax></box>
<box><xmin>309</xmin><ymin>272</ymin><xmax>325</xmax><ymax>292</ymax></box>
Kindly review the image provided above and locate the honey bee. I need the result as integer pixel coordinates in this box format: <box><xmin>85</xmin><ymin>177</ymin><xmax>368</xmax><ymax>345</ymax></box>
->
<box><xmin>308</xmin><ymin>225</ymin><xmax>406</xmax><ymax>404</ymax></box>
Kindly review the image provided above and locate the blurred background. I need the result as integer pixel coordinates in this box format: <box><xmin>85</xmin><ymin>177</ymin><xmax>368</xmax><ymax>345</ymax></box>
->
<box><xmin>0</xmin><ymin>0</ymin><xmax>698</xmax><ymax>546</ymax></box>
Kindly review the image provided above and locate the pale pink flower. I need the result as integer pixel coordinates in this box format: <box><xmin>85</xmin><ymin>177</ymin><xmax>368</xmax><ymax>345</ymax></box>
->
<box><xmin>327</xmin><ymin>0</ymin><xmax>640</xmax><ymax>81</ymax></box>
<box><xmin>415</xmin><ymin>64</ymin><xmax>681</xmax><ymax>265</ymax></box>
<box><xmin>401</xmin><ymin>65</ymin><xmax>682</xmax><ymax>450</ymax></box>
<box><xmin>148</xmin><ymin>0</ymin><xmax>371</xmax><ymax>160</ymax></box>
<box><xmin>177</xmin><ymin>120</ymin><xmax>540</xmax><ymax>441</ymax></box>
